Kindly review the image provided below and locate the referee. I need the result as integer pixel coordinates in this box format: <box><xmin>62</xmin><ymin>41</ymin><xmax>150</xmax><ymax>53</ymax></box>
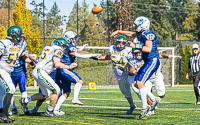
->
<box><xmin>186</xmin><ymin>43</ymin><xmax>200</xmax><ymax>104</ymax></box>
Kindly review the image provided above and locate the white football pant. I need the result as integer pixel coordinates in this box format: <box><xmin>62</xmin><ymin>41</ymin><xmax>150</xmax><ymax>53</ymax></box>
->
<box><xmin>0</xmin><ymin>69</ymin><xmax>15</xmax><ymax>102</ymax></box>
<box><xmin>32</xmin><ymin>68</ymin><xmax>60</xmax><ymax>98</ymax></box>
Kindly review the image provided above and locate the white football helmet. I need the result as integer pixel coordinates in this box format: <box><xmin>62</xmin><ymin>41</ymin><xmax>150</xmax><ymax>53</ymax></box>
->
<box><xmin>63</xmin><ymin>31</ymin><xmax>78</xmax><ymax>44</ymax></box>
<box><xmin>133</xmin><ymin>16</ymin><xmax>150</xmax><ymax>33</ymax></box>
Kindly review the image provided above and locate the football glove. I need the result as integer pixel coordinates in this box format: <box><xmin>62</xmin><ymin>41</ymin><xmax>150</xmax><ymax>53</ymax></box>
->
<box><xmin>90</xmin><ymin>53</ymin><xmax>102</xmax><ymax>60</ymax></box>
<box><xmin>69</xmin><ymin>62</ymin><xmax>78</xmax><ymax>70</ymax></box>
<box><xmin>118</xmin><ymin>66</ymin><xmax>128</xmax><ymax>72</ymax></box>
<box><xmin>79</xmin><ymin>43</ymin><xmax>89</xmax><ymax>51</ymax></box>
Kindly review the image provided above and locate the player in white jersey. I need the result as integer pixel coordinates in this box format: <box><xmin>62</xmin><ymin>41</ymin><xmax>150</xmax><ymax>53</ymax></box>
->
<box><xmin>20</xmin><ymin>38</ymin><xmax>78</xmax><ymax>117</ymax></box>
<box><xmin>0</xmin><ymin>25</ymin><xmax>36</xmax><ymax>123</ymax></box>
<box><xmin>98</xmin><ymin>35</ymin><xmax>136</xmax><ymax>114</ymax></box>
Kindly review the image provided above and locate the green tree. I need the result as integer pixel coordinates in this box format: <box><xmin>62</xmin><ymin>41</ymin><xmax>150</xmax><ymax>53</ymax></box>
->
<box><xmin>178</xmin><ymin>0</ymin><xmax>198</xmax><ymax>40</ymax></box>
<box><xmin>0</xmin><ymin>0</ymin><xmax>16</xmax><ymax>9</ymax></box>
<box><xmin>179</xmin><ymin>41</ymin><xmax>193</xmax><ymax>84</ymax></box>
<box><xmin>13</xmin><ymin>0</ymin><xmax>41</xmax><ymax>85</ymax></box>
<box><xmin>66</xmin><ymin>1</ymin><xmax>105</xmax><ymax>46</ymax></box>
<box><xmin>46</xmin><ymin>2</ymin><xmax>63</xmax><ymax>38</ymax></box>
<box><xmin>29</xmin><ymin>0</ymin><xmax>47</xmax><ymax>35</ymax></box>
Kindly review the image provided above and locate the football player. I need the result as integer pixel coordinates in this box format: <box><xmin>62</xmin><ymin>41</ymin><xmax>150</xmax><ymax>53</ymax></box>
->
<box><xmin>0</xmin><ymin>25</ymin><xmax>35</xmax><ymax>123</ymax></box>
<box><xmin>111</xmin><ymin>16</ymin><xmax>161</xmax><ymax>119</ymax></box>
<box><xmin>19</xmin><ymin>38</ymin><xmax>78</xmax><ymax>117</ymax></box>
<box><xmin>9</xmin><ymin>49</ymin><xmax>36</xmax><ymax>115</ymax></box>
<box><xmin>28</xmin><ymin>41</ymin><xmax>89</xmax><ymax>115</ymax></box>
<box><xmin>53</xmin><ymin>31</ymin><xmax>101</xmax><ymax>115</ymax></box>
<box><xmin>98</xmin><ymin>35</ymin><xmax>136</xmax><ymax>115</ymax></box>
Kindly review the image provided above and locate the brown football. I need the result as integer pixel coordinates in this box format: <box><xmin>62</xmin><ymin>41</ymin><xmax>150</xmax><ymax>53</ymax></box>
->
<box><xmin>92</xmin><ymin>6</ymin><xmax>102</xmax><ymax>14</ymax></box>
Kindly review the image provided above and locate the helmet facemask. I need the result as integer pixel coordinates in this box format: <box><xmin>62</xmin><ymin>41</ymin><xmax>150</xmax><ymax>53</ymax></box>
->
<box><xmin>7</xmin><ymin>25</ymin><xmax>24</xmax><ymax>42</ymax></box>
<box><xmin>115</xmin><ymin>35</ymin><xmax>127</xmax><ymax>51</ymax></box>
<box><xmin>134</xmin><ymin>50</ymin><xmax>142</xmax><ymax>60</ymax></box>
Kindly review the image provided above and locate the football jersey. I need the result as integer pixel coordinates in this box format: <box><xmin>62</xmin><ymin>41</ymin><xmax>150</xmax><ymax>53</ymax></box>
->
<box><xmin>109</xmin><ymin>45</ymin><xmax>133</xmax><ymax>80</ymax></box>
<box><xmin>11</xmin><ymin>49</ymin><xmax>29</xmax><ymax>77</ymax></box>
<box><xmin>137</xmin><ymin>30</ymin><xmax>159</xmax><ymax>61</ymax></box>
<box><xmin>0</xmin><ymin>39</ymin><xmax>27</xmax><ymax>74</ymax></box>
<box><xmin>128</xmin><ymin>57</ymin><xmax>144</xmax><ymax>72</ymax></box>
<box><xmin>35</xmin><ymin>45</ymin><xmax>64</xmax><ymax>74</ymax></box>
<box><xmin>61</xmin><ymin>44</ymin><xmax>77</xmax><ymax>65</ymax></box>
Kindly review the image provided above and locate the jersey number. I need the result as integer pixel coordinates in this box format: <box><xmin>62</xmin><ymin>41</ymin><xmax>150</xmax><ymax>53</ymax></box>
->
<box><xmin>111</xmin><ymin>56</ymin><xmax>125</xmax><ymax>67</ymax></box>
<box><xmin>41</xmin><ymin>49</ymin><xmax>50</xmax><ymax>60</ymax></box>
<box><xmin>6</xmin><ymin>53</ymin><xmax>19</xmax><ymax>65</ymax></box>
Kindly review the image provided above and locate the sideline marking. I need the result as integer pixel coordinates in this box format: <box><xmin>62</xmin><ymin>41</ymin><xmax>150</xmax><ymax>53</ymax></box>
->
<box><xmin>166</xmin><ymin>115</ymin><xmax>188</xmax><ymax>118</ymax></box>
<box><xmin>11</xmin><ymin>116</ymin><xmax>105</xmax><ymax>125</ymax></box>
<box><xmin>85</xmin><ymin>118</ymin><xmax>104</xmax><ymax>121</ymax></box>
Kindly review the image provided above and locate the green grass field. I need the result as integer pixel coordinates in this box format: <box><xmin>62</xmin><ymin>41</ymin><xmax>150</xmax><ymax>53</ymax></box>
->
<box><xmin>6</xmin><ymin>85</ymin><xmax>200</xmax><ymax>125</ymax></box>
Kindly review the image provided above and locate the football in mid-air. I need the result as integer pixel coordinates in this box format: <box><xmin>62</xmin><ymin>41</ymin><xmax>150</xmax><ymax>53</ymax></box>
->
<box><xmin>92</xmin><ymin>6</ymin><xmax>102</xmax><ymax>14</ymax></box>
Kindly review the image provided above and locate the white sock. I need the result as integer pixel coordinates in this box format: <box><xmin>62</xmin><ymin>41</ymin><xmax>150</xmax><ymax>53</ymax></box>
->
<box><xmin>73</xmin><ymin>83</ymin><xmax>82</xmax><ymax>100</ymax></box>
<box><xmin>0</xmin><ymin>98</ymin><xmax>4</xmax><ymax>108</ymax></box>
<box><xmin>54</xmin><ymin>95</ymin><xmax>66</xmax><ymax>111</ymax></box>
<box><xmin>47</xmin><ymin>105</ymin><xmax>54</xmax><ymax>111</ymax></box>
<box><xmin>139</xmin><ymin>87</ymin><xmax>147</xmax><ymax>109</ymax></box>
<box><xmin>11</xmin><ymin>96</ymin><xmax>16</xmax><ymax>109</ymax></box>
<box><xmin>147</xmin><ymin>91</ymin><xmax>155</xmax><ymax>102</ymax></box>
<box><xmin>27</xmin><ymin>96</ymin><xmax>31</xmax><ymax>102</ymax></box>
<box><xmin>22</xmin><ymin>92</ymin><xmax>28</xmax><ymax>103</ymax></box>
<box><xmin>126</xmin><ymin>96</ymin><xmax>134</xmax><ymax>107</ymax></box>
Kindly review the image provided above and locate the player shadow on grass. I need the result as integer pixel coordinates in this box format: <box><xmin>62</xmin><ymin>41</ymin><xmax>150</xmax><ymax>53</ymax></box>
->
<box><xmin>19</xmin><ymin>112</ymin><xmax>45</xmax><ymax>116</ymax></box>
<box><xmin>88</xmin><ymin>109</ymin><xmax>140</xmax><ymax>119</ymax></box>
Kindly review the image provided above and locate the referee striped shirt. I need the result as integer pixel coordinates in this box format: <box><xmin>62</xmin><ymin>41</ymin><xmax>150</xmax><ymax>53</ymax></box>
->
<box><xmin>189</xmin><ymin>53</ymin><xmax>200</xmax><ymax>75</ymax></box>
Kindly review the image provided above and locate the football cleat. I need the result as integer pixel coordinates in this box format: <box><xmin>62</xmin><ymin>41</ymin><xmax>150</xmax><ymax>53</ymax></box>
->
<box><xmin>19</xmin><ymin>98</ymin><xmax>29</xmax><ymax>114</ymax></box>
<box><xmin>29</xmin><ymin>107</ymin><xmax>38</xmax><ymax>114</ymax></box>
<box><xmin>146</xmin><ymin>109</ymin><xmax>155</xmax><ymax>116</ymax></box>
<box><xmin>1</xmin><ymin>115</ymin><xmax>15</xmax><ymax>123</ymax></box>
<box><xmin>8</xmin><ymin>108</ymin><xmax>18</xmax><ymax>115</ymax></box>
<box><xmin>44</xmin><ymin>109</ymin><xmax>58</xmax><ymax>117</ymax></box>
<box><xmin>150</xmin><ymin>97</ymin><xmax>161</xmax><ymax>111</ymax></box>
<box><xmin>139</xmin><ymin>105</ymin><xmax>150</xmax><ymax>119</ymax></box>
<box><xmin>126</xmin><ymin>104</ymin><xmax>136</xmax><ymax>115</ymax></box>
<box><xmin>72</xmin><ymin>99</ymin><xmax>83</xmax><ymax>105</ymax></box>
<box><xmin>196</xmin><ymin>101</ymin><xmax>200</xmax><ymax>105</ymax></box>
<box><xmin>54</xmin><ymin>110</ymin><xmax>65</xmax><ymax>116</ymax></box>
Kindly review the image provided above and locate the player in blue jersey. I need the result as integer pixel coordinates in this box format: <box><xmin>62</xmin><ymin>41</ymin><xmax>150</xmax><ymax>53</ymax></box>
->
<box><xmin>53</xmin><ymin>31</ymin><xmax>101</xmax><ymax>115</ymax></box>
<box><xmin>111</xmin><ymin>16</ymin><xmax>161</xmax><ymax>119</ymax></box>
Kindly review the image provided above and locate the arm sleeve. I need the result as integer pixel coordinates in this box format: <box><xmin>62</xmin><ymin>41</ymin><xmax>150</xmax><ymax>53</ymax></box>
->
<box><xmin>188</xmin><ymin>58</ymin><xmax>191</xmax><ymax>69</ymax></box>
<box><xmin>75</xmin><ymin>52</ymin><xmax>93</xmax><ymax>58</ymax></box>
